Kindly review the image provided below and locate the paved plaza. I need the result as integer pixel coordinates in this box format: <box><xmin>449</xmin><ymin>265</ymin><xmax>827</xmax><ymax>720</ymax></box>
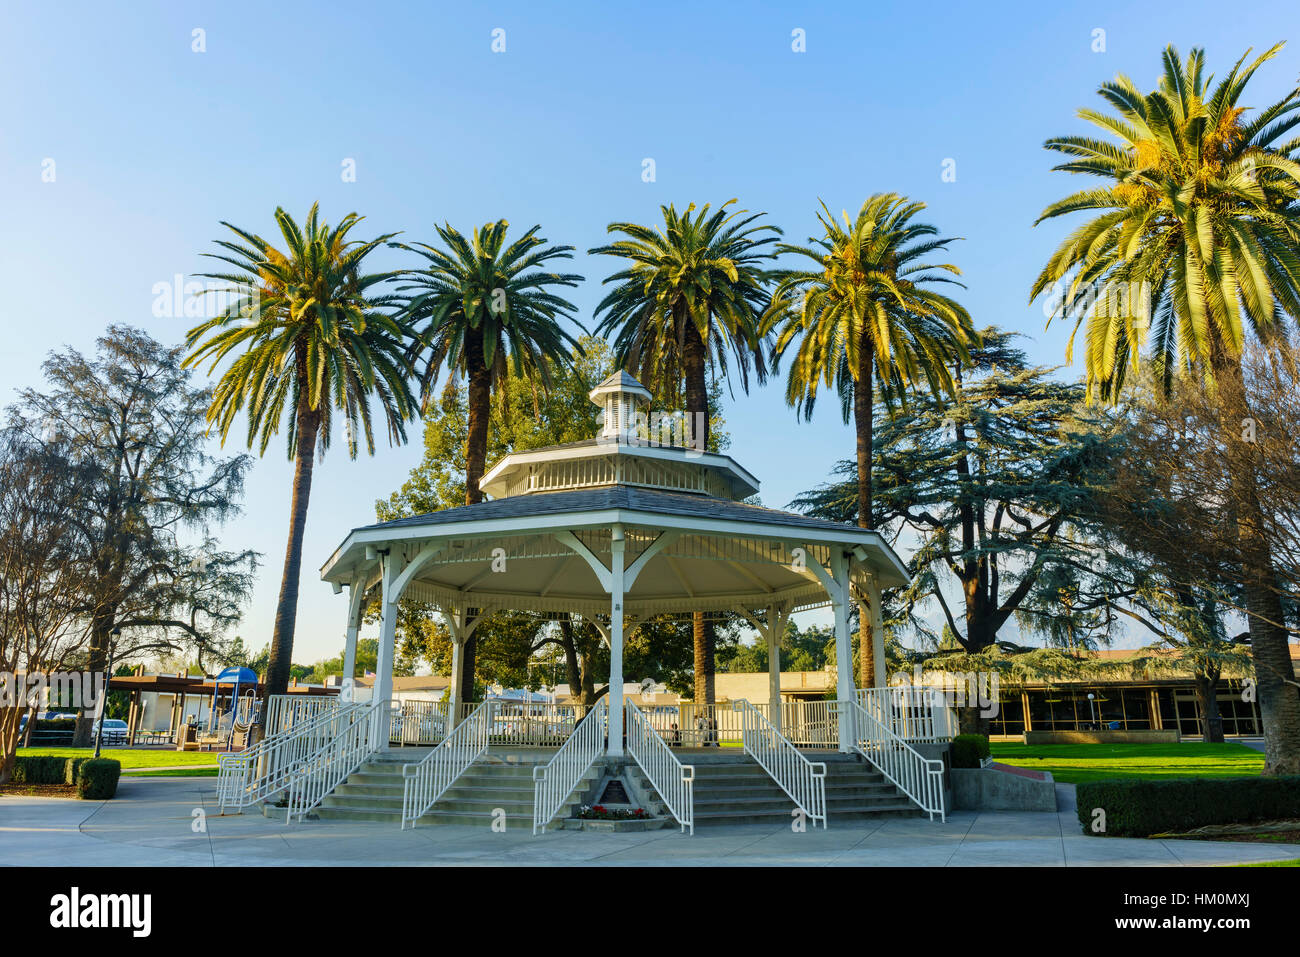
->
<box><xmin>2</xmin><ymin>778</ymin><xmax>1298</xmax><ymax>867</ymax></box>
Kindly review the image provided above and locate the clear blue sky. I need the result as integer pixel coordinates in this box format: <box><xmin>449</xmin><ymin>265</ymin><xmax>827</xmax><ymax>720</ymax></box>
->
<box><xmin>3</xmin><ymin>1</ymin><xmax>1296</xmax><ymax>665</ymax></box>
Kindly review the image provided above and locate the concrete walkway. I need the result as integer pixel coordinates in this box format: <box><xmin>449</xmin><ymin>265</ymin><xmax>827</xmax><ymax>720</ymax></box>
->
<box><xmin>3</xmin><ymin>777</ymin><xmax>1298</xmax><ymax>867</ymax></box>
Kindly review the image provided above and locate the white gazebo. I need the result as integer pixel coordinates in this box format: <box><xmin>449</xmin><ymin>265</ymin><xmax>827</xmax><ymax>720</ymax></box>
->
<box><xmin>222</xmin><ymin>370</ymin><xmax>952</xmax><ymax>832</ymax></box>
<box><xmin>320</xmin><ymin>371</ymin><xmax>907</xmax><ymax>757</ymax></box>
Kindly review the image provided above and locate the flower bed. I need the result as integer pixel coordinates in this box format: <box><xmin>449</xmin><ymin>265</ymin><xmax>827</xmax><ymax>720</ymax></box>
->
<box><xmin>577</xmin><ymin>804</ymin><xmax>650</xmax><ymax>821</ymax></box>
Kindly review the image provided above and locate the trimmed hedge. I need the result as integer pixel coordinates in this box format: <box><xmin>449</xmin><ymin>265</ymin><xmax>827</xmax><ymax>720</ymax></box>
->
<box><xmin>950</xmin><ymin>734</ymin><xmax>991</xmax><ymax>769</ymax></box>
<box><xmin>9</xmin><ymin>755</ymin><xmax>122</xmax><ymax>799</ymax></box>
<box><xmin>1077</xmin><ymin>777</ymin><xmax>1300</xmax><ymax>837</ymax></box>
<box><xmin>11</xmin><ymin>754</ymin><xmax>69</xmax><ymax>784</ymax></box>
<box><xmin>76</xmin><ymin>759</ymin><xmax>121</xmax><ymax>800</ymax></box>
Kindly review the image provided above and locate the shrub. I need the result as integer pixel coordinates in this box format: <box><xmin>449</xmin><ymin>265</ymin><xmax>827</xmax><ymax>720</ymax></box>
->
<box><xmin>1077</xmin><ymin>777</ymin><xmax>1300</xmax><ymax>837</ymax></box>
<box><xmin>950</xmin><ymin>734</ymin><xmax>991</xmax><ymax>769</ymax></box>
<box><xmin>64</xmin><ymin>756</ymin><xmax>92</xmax><ymax>785</ymax></box>
<box><xmin>76</xmin><ymin>759</ymin><xmax>121</xmax><ymax>800</ymax></box>
<box><xmin>11</xmin><ymin>755</ymin><xmax>69</xmax><ymax>784</ymax></box>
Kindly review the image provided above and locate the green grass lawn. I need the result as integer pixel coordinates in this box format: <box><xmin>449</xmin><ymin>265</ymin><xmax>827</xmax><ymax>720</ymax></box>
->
<box><xmin>18</xmin><ymin>748</ymin><xmax>220</xmax><ymax>771</ymax></box>
<box><xmin>989</xmin><ymin>742</ymin><xmax>1265</xmax><ymax>783</ymax></box>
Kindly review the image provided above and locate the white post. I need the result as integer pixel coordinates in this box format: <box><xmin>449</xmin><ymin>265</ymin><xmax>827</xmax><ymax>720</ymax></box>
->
<box><xmin>607</xmin><ymin>525</ymin><xmax>626</xmax><ymax>756</ymax></box>
<box><xmin>765</xmin><ymin>602</ymin><xmax>782</xmax><ymax>733</ymax></box>
<box><xmin>342</xmin><ymin>581</ymin><xmax>363</xmax><ymax>704</ymax></box>
<box><xmin>448</xmin><ymin>626</ymin><xmax>465</xmax><ymax>735</ymax></box>
<box><xmin>831</xmin><ymin>550</ymin><xmax>854</xmax><ymax>753</ymax></box>
<box><xmin>374</xmin><ymin>553</ymin><xmax>399</xmax><ymax>745</ymax></box>
<box><xmin>866</xmin><ymin>574</ymin><xmax>887</xmax><ymax>689</ymax></box>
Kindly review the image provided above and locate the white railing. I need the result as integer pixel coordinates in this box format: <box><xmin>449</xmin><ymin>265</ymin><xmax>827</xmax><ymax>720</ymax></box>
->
<box><xmin>532</xmin><ymin>698</ymin><xmax>607</xmax><ymax>835</ymax></box>
<box><xmin>391</xmin><ymin>700</ymin><xmax>450</xmax><ymax>746</ymax></box>
<box><xmin>733</xmin><ymin>699</ymin><xmax>826</xmax><ymax>828</ymax></box>
<box><xmin>216</xmin><ymin>702</ymin><xmax>359</xmax><ymax>813</ymax></box>
<box><xmin>636</xmin><ymin>700</ymin><xmax>838</xmax><ymax>750</ymax></box>
<box><xmin>767</xmin><ymin>700</ymin><xmax>838</xmax><ymax>749</ymax></box>
<box><xmin>284</xmin><ymin>699</ymin><xmax>389</xmax><ymax>823</ymax></box>
<box><xmin>263</xmin><ymin>694</ymin><xmax>340</xmax><ymax>737</ymax></box>
<box><xmin>486</xmin><ymin>701</ymin><xmax>580</xmax><ymax>746</ymax></box>
<box><xmin>401</xmin><ymin>699</ymin><xmax>496</xmax><ymax>829</ymax></box>
<box><xmin>625</xmin><ymin>700</ymin><xmax>694</xmax><ymax>834</ymax></box>
<box><xmin>858</xmin><ymin>686</ymin><xmax>954</xmax><ymax>743</ymax></box>
<box><xmin>837</xmin><ymin>698</ymin><xmax>946</xmax><ymax>822</ymax></box>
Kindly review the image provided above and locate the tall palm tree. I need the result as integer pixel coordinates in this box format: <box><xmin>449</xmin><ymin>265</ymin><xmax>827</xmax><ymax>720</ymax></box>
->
<box><xmin>185</xmin><ymin>204</ymin><xmax>416</xmax><ymax>732</ymax></box>
<box><xmin>591</xmin><ymin>199</ymin><xmax>781</xmax><ymax>710</ymax></box>
<box><xmin>1031</xmin><ymin>44</ymin><xmax>1300</xmax><ymax>773</ymax></box>
<box><xmin>394</xmin><ymin>220</ymin><xmax>583</xmax><ymax>705</ymax></box>
<box><xmin>767</xmin><ymin>194</ymin><xmax>975</xmax><ymax>687</ymax></box>
<box><xmin>394</xmin><ymin>220</ymin><xmax>584</xmax><ymax>505</ymax></box>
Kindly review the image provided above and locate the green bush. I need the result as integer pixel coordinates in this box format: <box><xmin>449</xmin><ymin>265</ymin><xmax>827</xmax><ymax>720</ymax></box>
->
<box><xmin>950</xmin><ymin>734</ymin><xmax>991</xmax><ymax>769</ymax></box>
<box><xmin>63</xmin><ymin>756</ymin><xmax>91</xmax><ymax>785</ymax></box>
<box><xmin>1077</xmin><ymin>777</ymin><xmax>1300</xmax><ymax>837</ymax></box>
<box><xmin>11</xmin><ymin>754</ymin><xmax>69</xmax><ymax>784</ymax></box>
<box><xmin>75</xmin><ymin>759</ymin><xmax>121</xmax><ymax>800</ymax></box>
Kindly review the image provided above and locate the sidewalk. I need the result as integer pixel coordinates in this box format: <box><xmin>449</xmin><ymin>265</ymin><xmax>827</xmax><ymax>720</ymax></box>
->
<box><xmin>3</xmin><ymin>777</ymin><xmax>1298</xmax><ymax>867</ymax></box>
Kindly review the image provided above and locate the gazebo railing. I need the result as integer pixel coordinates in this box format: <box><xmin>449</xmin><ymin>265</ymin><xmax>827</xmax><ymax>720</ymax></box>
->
<box><xmin>285</xmin><ymin>699</ymin><xmax>389</xmax><ymax>822</ymax></box>
<box><xmin>263</xmin><ymin>694</ymin><xmax>340</xmax><ymax>737</ymax></box>
<box><xmin>626</xmin><ymin>700</ymin><xmax>694</xmax><ymax>834</ymax></box>
<box><xmin>216</xmin><ymin>702</ymin><xmax>360</xmax><ymax>813</ymax></box>
<box><xmin>401</xmin><ymin>699</ymin><xmax>496</xmax><ymax>828</ymax></box>
<box><xmin>532</xmin><ymin>698</ymin><xmax>607</xmax><ymax>834</ymax></box>
<box><xmin>857</xmin><ymin>686</ymin><xmax>953</xmax><ymax>743</ymax></box>
<box><xmin>391</xmin><ymin>700</ymin><xmax>450</xmax><ymax>746</ymax></box>
<box><xmin>835</xmin><ymin>698</ymin><xmax>945</xmax><ymax>822</ymax></box>
<box><xmin>733</xmin><ymin>699</ymin><xmax>826</xmax><ymax>828</ymax></box>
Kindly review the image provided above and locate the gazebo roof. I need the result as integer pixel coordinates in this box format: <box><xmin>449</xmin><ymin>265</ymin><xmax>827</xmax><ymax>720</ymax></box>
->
<box><xmin>321</xmin><ymin>486</ymin><xmax>907</xmax><ymax>618</ymax></box>
<box><xmin>321</xmin><ymin>369</ymin><xmax>907</xmax><ymax>621</ymax></box>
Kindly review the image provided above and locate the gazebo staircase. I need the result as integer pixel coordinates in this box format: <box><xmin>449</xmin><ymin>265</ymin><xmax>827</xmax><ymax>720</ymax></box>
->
<box><xmin>313</xmin><ymin>750</ymin><xmax>599</xmax><ymax>828</ymax></box>
<box><xmin>628</xmin><ymin>751</ymin><xmax>923</xmax><ymax>827</ymax></box>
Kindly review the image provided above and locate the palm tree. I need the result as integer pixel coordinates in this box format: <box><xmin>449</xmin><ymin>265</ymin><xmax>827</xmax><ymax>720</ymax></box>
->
<box><xmin>767</xmin><ymin>194</ymin><xmax>975</xmax><ymax>687</ymax></box>
<box><xmin>185</xmin><ymin>204</ymin><xmax>416</xmax><ymax>732</ymax></box>
<box><xmin>1031</xmin><ymin>44</ymin><xmax>1300</xmax><ymax>773</ymax></box>
<box><xmin>590</xmin><ymin>199</ymin><xmax>780</xmax><ymax>710</ymax></box>
<box><xmin>394</xmin><ymin>220</ymin><xmax>583</xmax><ymax>505</ymax></box>
<box><xmin>394</xmin><ymin>220</ymin><xmax>583</xmax><ymax>706</ymax></box>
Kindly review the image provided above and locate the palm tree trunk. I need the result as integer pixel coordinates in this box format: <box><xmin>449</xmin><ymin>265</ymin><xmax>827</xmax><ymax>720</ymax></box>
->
<box><xmin>855</xmin><ymin>338</ymin><xmax>876</xmax><ymax>689</ymax></box>
<box><xmin>683</xmin><ymin>322</ymin><xmax>716</xmax><ymax>712</ymax></box>
<box><xmin>465</xmin><ymin>339</ymin><xmax>490</xmax><ymax>507</ymax></box>
<box><xmin>257</xmin><ymin>393</ymin><xmax>320</xmax><ymax>737</ymax></box>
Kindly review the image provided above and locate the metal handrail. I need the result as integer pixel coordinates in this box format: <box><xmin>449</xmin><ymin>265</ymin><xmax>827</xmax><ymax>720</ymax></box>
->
<box><xmin>625</xmin><ymin>700</ymin><xmax>694</xmax><ymax>834</ymax></box>
<box><xmin>733</xmin><ymin>699</ymin><xmax>826</xmax><ymax>828</ymax></box>
<box><xmin>857</xmin><ymin>686</ymin><xmax>953</xmax><ymax>743</ymax></box>
<box><xmin>400</xmin><ymin>699</ymin><xmax>496</xmax><ymax>828</ymax></box>
<box><xmin>216</xmin><ymin>702</ymin><xmax>359</xmax><ymax>813</ymax></box>
<box><xmin>835</xmin><ymin>698</ymin><xmax>946</xmax><ymax>822</ymax></box>
<box><xmin>284</xmin><ymin>699</ymin><xmax>388</xmax><ymax>822</ymax></box>
<box><xmin>532</xmin><ymin>698</ymin><xmax>607</xmax><ymax>834</ymax></box>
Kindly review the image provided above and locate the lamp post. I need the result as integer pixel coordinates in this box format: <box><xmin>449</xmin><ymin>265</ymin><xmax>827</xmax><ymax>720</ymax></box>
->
<box><xmin>93</xmin><ymin>627</ymin><xmax>121</xmax><ymax>759</ymax></box>
<box><xmin>1086</xmin><ymin>692</ymin><xmax>1096</xmax><ymax>730</ymax></box>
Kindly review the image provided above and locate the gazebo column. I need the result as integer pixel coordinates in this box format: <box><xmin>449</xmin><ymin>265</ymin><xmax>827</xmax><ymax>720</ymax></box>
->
<box><xmin>607</xmin><ymin>527</ymin><xmax>626</xmax><ymax>756</ymax></box>
<box><xmin>443</xmin><ymin>608</ymin><xmax>481</xmax><ymax>734</ymax></box>
<box><xmin>375</xmin><ymin>555</ymin><xmax>399</xmax><ymax>714</ymax></box>
<box><xmin>831</xmin><ymin>552</ymin><xmax>854</xmax><ymax>752</ymax></box>
<box><xmin>740</xmin><ymin>602</ymin><xmax>793</xmax><ymax>733</ymax></box>
<box><xmin>865</xmin><ymin>574</ymin><xmax>887</xmax><ymax>689</ymax></box>
<box><xmin>809</xmin><ymin>548</ymin><xmax>855</xmax><ymax>753</ymax></box>
<box><xmin>341</xmin><ymin>579</ymin><xmax>367</xmax><ymax>703</ymax></box>
<box><xmin>765</xmin><ymin>602</ymin><xmax>792</xmax><ymax>733</ymax></box>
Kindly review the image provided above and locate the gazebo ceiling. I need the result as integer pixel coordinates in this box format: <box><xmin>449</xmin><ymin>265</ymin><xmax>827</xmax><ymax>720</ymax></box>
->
<box><xmin>320</xmin><ymin>486</ymin><xmax>907</xmax><ymax>617</ymax></box>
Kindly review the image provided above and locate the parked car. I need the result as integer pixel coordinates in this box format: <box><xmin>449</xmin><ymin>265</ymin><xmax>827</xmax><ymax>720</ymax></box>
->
<box><xmin>93</xmin><ymin>718</ymin><xmax>129</xmax><ymax>745</ymax></box>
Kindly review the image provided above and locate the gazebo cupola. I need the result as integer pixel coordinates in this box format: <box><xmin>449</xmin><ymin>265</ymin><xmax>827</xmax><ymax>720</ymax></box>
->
<box><xmin>590</xmin><ymin>369</ymin><xmax>652</xmax><ymax>441</ymax></box>
<box><xmin>478</xmin><ymin>371</ymin><xmax>760</xmax><ymax>501</ymax></box>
